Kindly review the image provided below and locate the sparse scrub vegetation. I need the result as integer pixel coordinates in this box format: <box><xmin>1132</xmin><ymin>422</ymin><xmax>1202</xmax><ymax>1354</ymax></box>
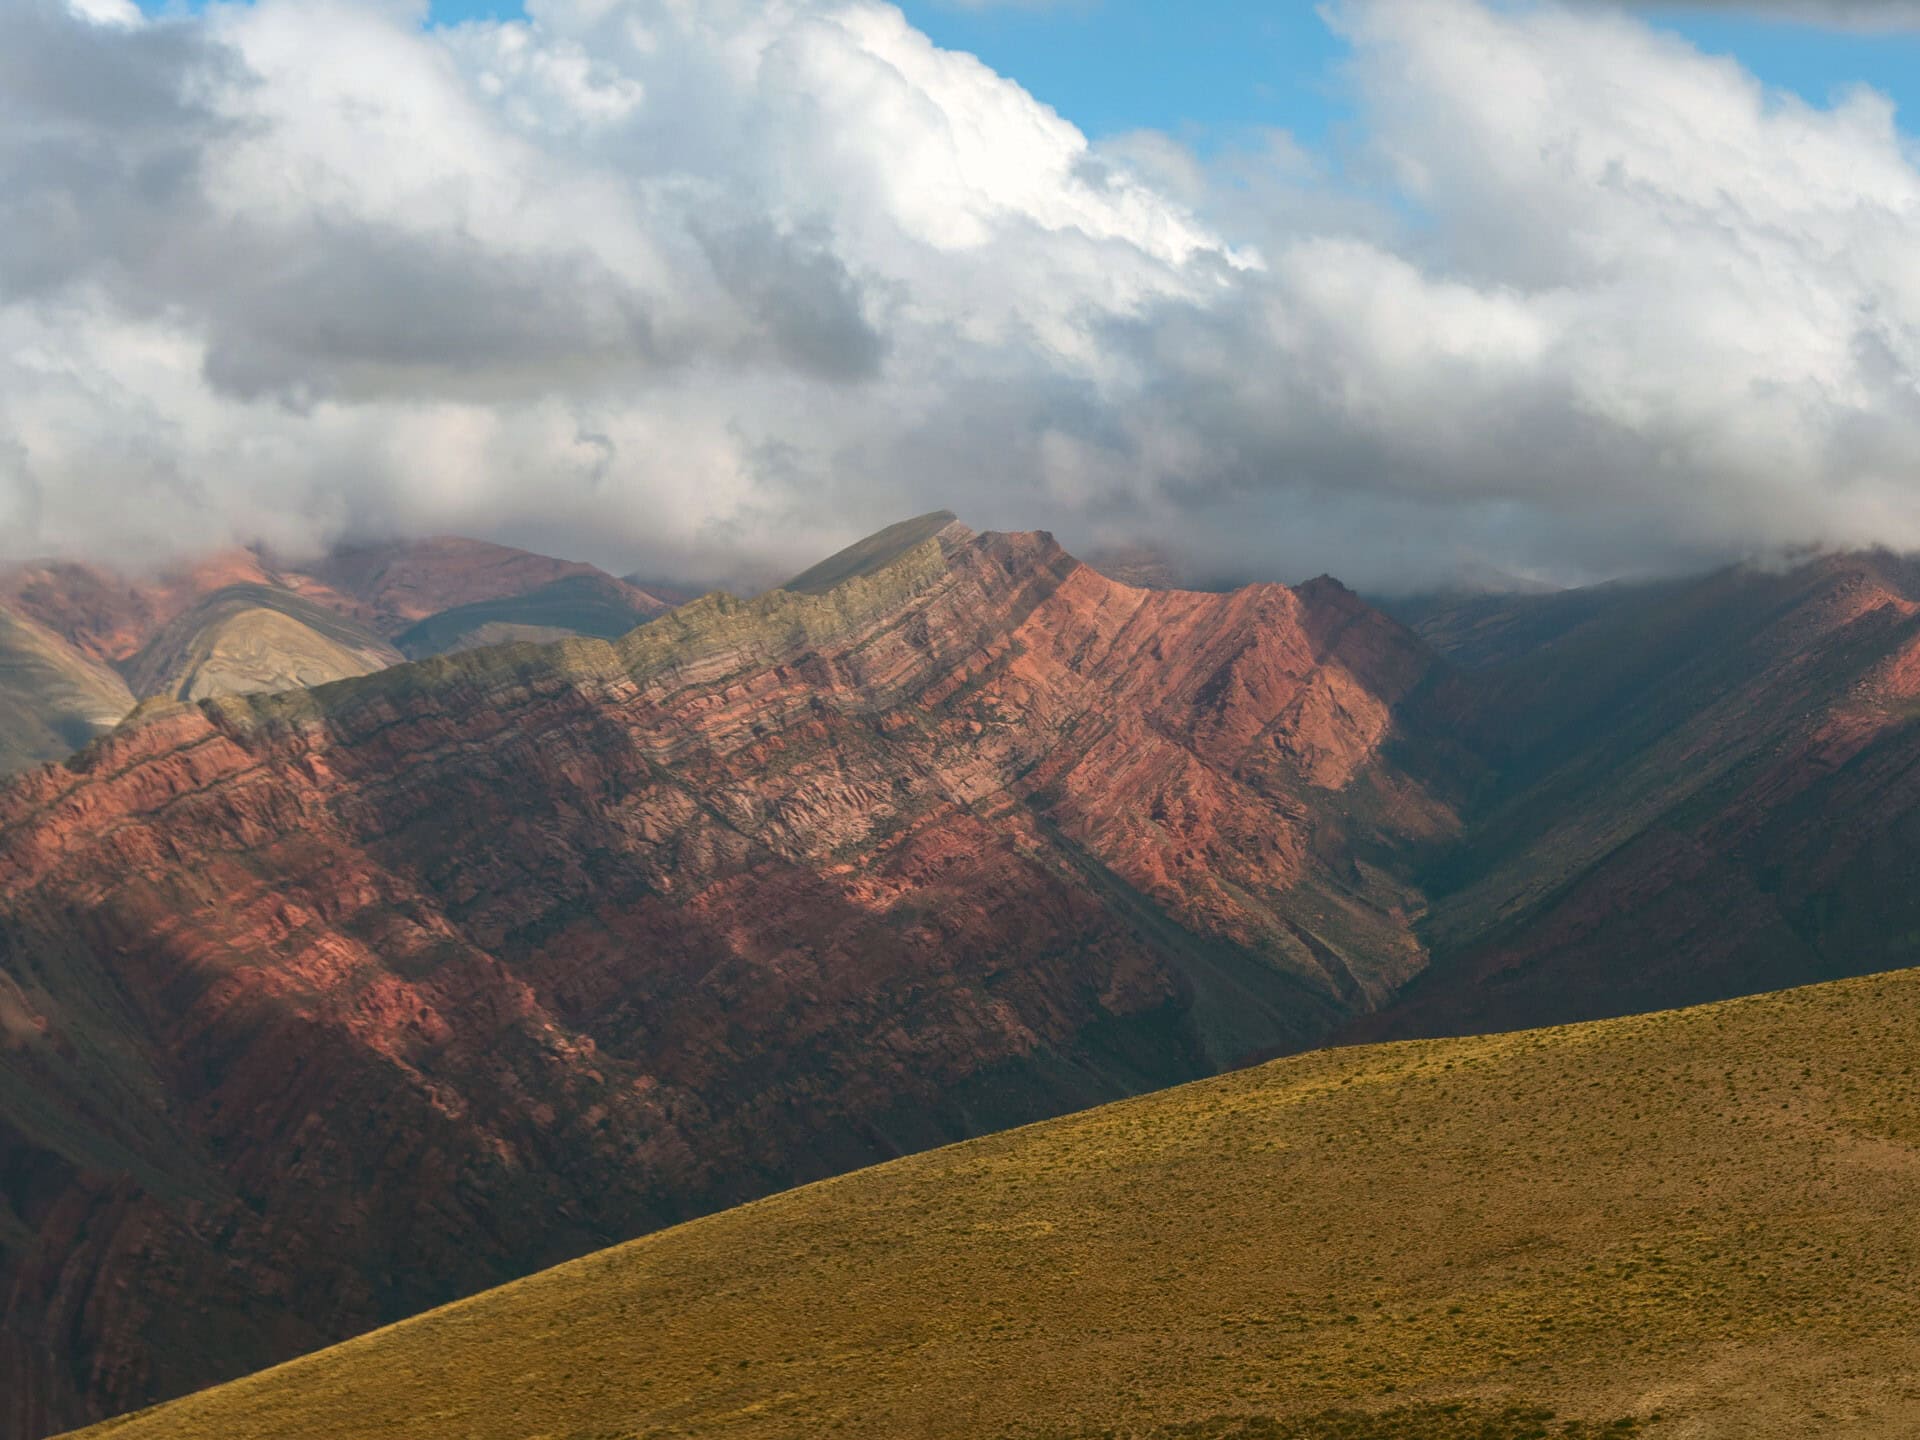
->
<box><xmin>1059</xmin><ymin>1405</ymin><xmax>1643</xmax><ymax>1440</ymax></box>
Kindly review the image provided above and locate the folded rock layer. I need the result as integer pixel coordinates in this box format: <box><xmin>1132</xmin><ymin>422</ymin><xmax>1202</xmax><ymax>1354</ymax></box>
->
<box><xmin>0</xmin><ymin>523</ymin><xmax>1452</xmax><ymax>1438</ymax></box>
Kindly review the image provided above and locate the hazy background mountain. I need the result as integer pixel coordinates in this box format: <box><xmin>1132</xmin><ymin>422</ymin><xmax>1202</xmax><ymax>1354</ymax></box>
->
<box><xmin>0</xmin><ymin>538</ymin><xmax>671</xmax><ymax>777</ymax></box>
<box><xmin>0</xmin><ymin>609</ymin><xmax>134</xmax><ymax>775</ymax></box>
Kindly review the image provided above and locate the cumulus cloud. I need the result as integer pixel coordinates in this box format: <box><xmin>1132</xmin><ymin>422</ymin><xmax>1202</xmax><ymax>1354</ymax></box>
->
<box><xmin>3</xmin><ymin>0</ymin><xmax>1920</xmax><ymax>587</ymax></box>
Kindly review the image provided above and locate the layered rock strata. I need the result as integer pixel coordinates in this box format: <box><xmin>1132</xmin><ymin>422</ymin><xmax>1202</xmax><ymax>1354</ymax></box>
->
<box><xmin>0</xmin><ymin>523</ymin><xmax>1449</xmax><ymax>1437</ymax></box>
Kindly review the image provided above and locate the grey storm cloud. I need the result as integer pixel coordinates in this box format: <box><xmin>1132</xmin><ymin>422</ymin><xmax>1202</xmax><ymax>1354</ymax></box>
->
<box><xmin>0</xmin><ymin>0</ymin><xmax>234</xmax><ymax>296</ymax></box>
<box><xmin>693</xmin><ymin>219</ymin><xmax>888</xmax><ymax>384</ymax></box>
<box><xmin>195</xmin><ymin>232</ymin><xmax>672</xmax><ymax>405</ymax></box>
<box><xmin>5</xmin><ymin>0</ymin><xmax>1920</xmax><ymax>589</ymax></box>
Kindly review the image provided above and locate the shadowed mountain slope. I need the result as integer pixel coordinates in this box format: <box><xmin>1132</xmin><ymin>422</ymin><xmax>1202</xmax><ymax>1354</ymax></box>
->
<box><xmin>392</xmin><ymin>574</ymin><xmax>664</xmax><ymax>658</ymax></box>
<box><xmin>0</xmin><ymin>522</ymin><xmax>1454</xmax><ymax>1438</ymax></box>
<box><xmin>308</xmin><ymin>537</ymin><xmax>667</xmax><ymax>638</ymax></box>
<box><xmin>1382</xmin><ymin>583</ymin><xmax>1651</xmax><ymax>671</ymax></box>
<box><xmin>70</xmin><ymin>965</ymin><xmax>1920</xmax><ymax>1440</ymax></box>
<box><xmin>1357</xmin><ymin>551</ymin><xmax>1920</xmax><ymax>1040</ymax></box>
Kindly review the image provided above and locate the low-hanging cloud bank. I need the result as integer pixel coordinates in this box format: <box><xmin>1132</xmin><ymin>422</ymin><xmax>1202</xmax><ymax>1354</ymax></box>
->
<box><xmin>4</xmin><ymin>0</ymin><xmax>1920</xmax><ymax>588</ymax></box>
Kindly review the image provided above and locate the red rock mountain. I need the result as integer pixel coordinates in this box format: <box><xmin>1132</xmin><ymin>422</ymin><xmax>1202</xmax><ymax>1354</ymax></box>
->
<box><xmin>0</xmin><ymin>520</ymin><xmax>1455</xmax><ymax>1438</ymax></box>
<box><xmin>10</xmin><ymin>519</ymin><xmax>1920</xmax><ymax>1440</ymax></box>
<box><xmin>0</xmin><ymin>552</ymin><xmax>294</xmax><ymax>667</ymax></box>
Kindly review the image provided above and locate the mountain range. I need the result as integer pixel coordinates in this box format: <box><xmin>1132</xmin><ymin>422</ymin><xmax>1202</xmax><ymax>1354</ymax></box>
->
<box><xmin>1368</xmin><ymin>552</ymin><xmax>1920</xmax><ymax>1037</ymax></box>
<box><xmin>3</xmin><ymin>515</ymin><xmax>1918</xmax><ymax>1437</ymax></box>
<box><xmin>0</xmin><ymin>539</ymin><xmax>668</xmax><ymax>776</ymax></box>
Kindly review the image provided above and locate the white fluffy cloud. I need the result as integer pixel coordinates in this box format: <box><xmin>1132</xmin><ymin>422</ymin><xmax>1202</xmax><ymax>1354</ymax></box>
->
<box><xmin>5</xmin><ymin>0</ymin><xmax>1920</xmax><ymax>586</ymax></box>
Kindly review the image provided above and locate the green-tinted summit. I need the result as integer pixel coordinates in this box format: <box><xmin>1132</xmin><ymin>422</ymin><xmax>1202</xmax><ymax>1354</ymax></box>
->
<box><xmin>781</xmin><ymin>510</ymin><xmax>962</xmax><ymax>595</ymax></box>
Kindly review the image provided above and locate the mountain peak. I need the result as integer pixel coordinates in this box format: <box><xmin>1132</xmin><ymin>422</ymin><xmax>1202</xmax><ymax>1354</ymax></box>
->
<box><xmin>781</xmin><ymin>511</ymin><xmax>966</xmax><ymax>595</ymax></box>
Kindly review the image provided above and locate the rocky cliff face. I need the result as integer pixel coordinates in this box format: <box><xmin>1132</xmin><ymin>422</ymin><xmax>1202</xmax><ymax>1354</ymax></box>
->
<box><xmin>0</xmin><ymin>524</ymin><xmax>1453</xmax><ymax>1439</ymax></box>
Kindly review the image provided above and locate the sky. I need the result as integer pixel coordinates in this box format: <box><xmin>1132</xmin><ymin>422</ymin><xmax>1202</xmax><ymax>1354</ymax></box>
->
<box><xmin>415</xmin><ymin>2</ymin><xmax>1920</xmax><ymax>145</ymax></box>
<box><xmin>18</xmin><ymin>0</ymin><xmax>1920</xmax><ymax>587</ymax></box>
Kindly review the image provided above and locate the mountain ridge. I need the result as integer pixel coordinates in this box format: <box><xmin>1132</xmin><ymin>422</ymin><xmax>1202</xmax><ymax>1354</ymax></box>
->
<box><xmin>0</xmin><ymin>519</ymin><xmax>1452</xmax><ymax>1439</ymax></box>
<box><xmin>0</xmin><ymin>612</ymin><xmax>135</xmax><ymax>777</ymax></box>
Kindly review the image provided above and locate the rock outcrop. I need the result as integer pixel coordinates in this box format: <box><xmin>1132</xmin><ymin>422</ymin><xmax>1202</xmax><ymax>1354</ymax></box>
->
<box><xmin>0</xmin><ymin>523</ymin><xmax>1452</xmax><ymax>1439</ymax></box>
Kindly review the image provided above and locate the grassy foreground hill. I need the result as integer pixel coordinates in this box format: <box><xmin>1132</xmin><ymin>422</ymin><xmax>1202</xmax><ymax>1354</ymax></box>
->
<box><xmin>73</xmin><ymin>968</ymin><xmax>1920</xmax><ymax>1440</ymax></box>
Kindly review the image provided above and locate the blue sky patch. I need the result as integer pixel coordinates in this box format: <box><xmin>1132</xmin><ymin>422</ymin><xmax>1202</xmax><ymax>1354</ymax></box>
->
<box><xmin>133</xmin><ymin>1</ymin><xmax>1920</xmax><ymax>143</ymax></box>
